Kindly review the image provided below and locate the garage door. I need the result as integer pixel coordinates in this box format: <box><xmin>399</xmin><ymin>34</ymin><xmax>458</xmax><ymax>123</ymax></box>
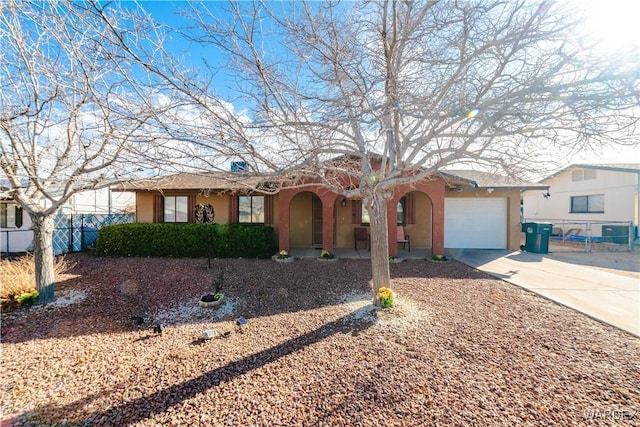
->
<box><xmin>444</xmin><ymin>198</ymin><xmax>507</xmax><ymax>249</ymax></box>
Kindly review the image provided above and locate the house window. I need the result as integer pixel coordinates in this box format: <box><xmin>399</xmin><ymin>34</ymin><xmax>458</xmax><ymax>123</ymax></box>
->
<box><xmin>360</xmin><ymin>197</ymin><xmax>406</xmax><ymax>225</ymax></box>
<box><xmin>361</xmin><ymin>207</ymin><xmax>370</xmax><ymax>225</ymax></box>
<box><xmin>164</xmin><ymin>196</ymin><xmax>189</xmax><ymax>222</ymax></box>
<box><xmin>570</xmin><ymin>194</ymin><xmax>604</xmax><ymax>213</ymax></box>
<box><xmin>238</xmin><ymin>196</ymin><xmax>264</xmax><ymax>223</ymax></box>
<box><xmin>397</xmin><ymin>198</ymin><xmax>406</xmax><ymax>225</ymax></box>
<box><xmin>0</xmin><ymin>203</ymin><xmax>18</xmax><ymax>228</ymax></box>
<box><xmin>572</xmin><ymin>169</ymin><xmax>597</xmax><ymax>182</ymax></box>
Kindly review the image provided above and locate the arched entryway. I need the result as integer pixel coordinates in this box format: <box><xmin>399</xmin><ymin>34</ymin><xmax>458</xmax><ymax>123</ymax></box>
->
<box><xmin>402</xmin><ymin>191</ymin><xmax>433</xmax><ymax>253</ymax></box>
<box><xmin>389</xmin><ymin>189</ymin><xmax>437</xmax><ymax>257</ymax></box>
<box><xmin>288</xmin><ymin>191</ymin><xmax>322</xmax><ymax>248</ymax></box>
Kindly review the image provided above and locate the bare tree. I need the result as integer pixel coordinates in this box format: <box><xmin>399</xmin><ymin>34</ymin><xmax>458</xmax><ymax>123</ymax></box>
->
<box><xmin>138</xmin><ymin>0</ymin><xmax>638</xmax><ymax>301</ymax></box>
<box><xmin>0</xmin><ymin>1</ymin><xmax>182</xmax><ymax>303</ymax></box>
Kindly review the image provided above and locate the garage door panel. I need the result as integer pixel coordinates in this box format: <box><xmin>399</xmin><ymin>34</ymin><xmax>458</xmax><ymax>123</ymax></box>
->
<box><xmin>445</xmin><ymin>198</ymin><xmax>506</xmax><ymax>249</ymax></box>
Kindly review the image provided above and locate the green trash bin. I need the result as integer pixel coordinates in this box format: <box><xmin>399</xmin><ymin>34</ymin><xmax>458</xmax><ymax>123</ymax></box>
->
<box><xmin>521</xmin><ymin>222</ymin><xmax>552</xmax><ymax>253</ymax></box>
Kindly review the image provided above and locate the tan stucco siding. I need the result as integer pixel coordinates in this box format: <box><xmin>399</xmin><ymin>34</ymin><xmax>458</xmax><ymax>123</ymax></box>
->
<box><xmin>135</xmin><ymin>192</ymin><xmax>278</xmax><ymax>242</ymax></box>
<box><xmin>195</xmin><ymin>194</ymin><xmax>228</xmax><ymax>224</ymax></box>
<box><xmin>136</xmin><ymin>193</ymin><xmax>155</xmax><ymax>223</ymax></box>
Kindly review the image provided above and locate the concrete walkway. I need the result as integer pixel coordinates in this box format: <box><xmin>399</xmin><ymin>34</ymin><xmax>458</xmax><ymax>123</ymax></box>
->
<box><xmin>455</xmin><ymin>250</ymin><xmax>640</xmax><ymax>337</ymax></box>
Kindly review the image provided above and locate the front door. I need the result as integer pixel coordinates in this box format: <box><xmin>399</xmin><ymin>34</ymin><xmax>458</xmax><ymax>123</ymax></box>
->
<box><xmin>312</xmin><ymin>195</ymin><xmax>323</xmax><ymax>247</ymax></box>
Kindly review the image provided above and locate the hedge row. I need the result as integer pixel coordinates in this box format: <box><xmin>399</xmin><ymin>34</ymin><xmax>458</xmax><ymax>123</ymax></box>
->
<box><xmin>95</xmin><ymin>223</ymin><xmax>277</xmax><ymax>258</ymax></box>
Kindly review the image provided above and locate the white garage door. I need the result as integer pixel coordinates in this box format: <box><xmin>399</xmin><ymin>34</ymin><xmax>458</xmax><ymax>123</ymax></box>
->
<box><xmin>445</xmin><ymin>198</ymin><xmax>507</xmax><ymax>249</ymax></box>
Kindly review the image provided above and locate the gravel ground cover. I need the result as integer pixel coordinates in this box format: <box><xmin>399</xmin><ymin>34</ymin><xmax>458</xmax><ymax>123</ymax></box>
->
<box><xmin>1</xmin><ymin>254</ymin><xmax>639</xmax><ymax>426</ymax></box>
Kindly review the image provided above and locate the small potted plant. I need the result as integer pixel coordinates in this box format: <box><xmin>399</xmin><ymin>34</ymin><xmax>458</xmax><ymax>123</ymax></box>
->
<box><xmin>318</xmin><ymin>249</ymin><xmax>337</xmax><ymax>262</ymax></box>
<box><xmin>432</xmin><ymin>254</ymin><xmax>449</xmax><ymax>262</ymax></box>
<box><xmin>275</xmin><ymin>250</ymin><xmax>294</xmax><ymax>263</ymax></box>
<box><xmin>199</xmin><ymin>271</ymin><xmax>225</xmax><ymax>308</ymax></box>
<box><xmin>376</xmin><ymin>287</ymin><xmax>395</xmax><ymax>308</ymax></box>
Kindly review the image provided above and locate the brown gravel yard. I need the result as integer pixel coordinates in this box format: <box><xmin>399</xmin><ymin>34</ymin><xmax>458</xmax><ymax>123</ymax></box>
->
<box><xmin>1</xmin><ymin>254</ymin><xmax>639</xmax><ymax>426</ymax></box>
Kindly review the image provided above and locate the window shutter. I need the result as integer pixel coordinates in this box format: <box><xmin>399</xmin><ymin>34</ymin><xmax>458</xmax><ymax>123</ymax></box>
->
<box><xmin>264</xmin><ymin>195</ymin><xmax>274</xmax><ymax>224</ymax></box>
<box><xmin>187</xmin><ymin>195</ymin><xmax>196</xmax><ymax>223</ymax></box>
<box><xmin>228</xmin><ymin>195</ymin><xmax>238</xmax><ymax>224</ymax></box>
<box><xmin>405</xmin><ymin>193</ymin><xmax>416</xmax><ymax>224</ymax></box>
<box><xmin>352</xmin><ymin>200</ymin><xmax>362</xmax><ymax>224</ymax></box>
<box><xmin>153</xmin><ymin>195</ymin><xmax>163</xmax><ymax>223</ymax></box>
<box><xmin>14</xmin><ymin>206</ymin><xmax>23</xmax><ymax>228</ymax></box>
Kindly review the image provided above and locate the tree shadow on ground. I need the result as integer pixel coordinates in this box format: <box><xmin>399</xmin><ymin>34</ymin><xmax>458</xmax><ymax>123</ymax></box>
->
<box><xmin>1</xmin><ymin>254</ymin><xmax>486</xmax><ymax>343</ymax></box>
<box><xmin>28</xmin><ymin>306</ymin><xmax>377</xmax><ymax>426</ymax></box>
<box><xmin>1</xmin><ymin>254</ymin><xmax>488</xmax><ymax>343</ymax></box>
<box><xmin>2</xmin><ymin>254</ymin><xmax>375</xmax><ymax>343</ymax></box>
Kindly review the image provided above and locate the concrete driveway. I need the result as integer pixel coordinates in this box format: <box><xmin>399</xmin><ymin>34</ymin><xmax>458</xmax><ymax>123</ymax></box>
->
<box><xmin>455</xmin><ymin>249</ymin><xmax>640</xmax><ymax>337</ymax></box>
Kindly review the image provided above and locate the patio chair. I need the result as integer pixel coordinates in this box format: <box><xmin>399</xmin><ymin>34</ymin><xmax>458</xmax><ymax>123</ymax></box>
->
<box><xmin>354</xmin><ymin>227</ymin><xmax>369</xmax><ymax>250</ymax></box>
<box><xmin>397</xmin><ymin>225</ymin><xmax>410</xmax><ymax>252</ymax></box>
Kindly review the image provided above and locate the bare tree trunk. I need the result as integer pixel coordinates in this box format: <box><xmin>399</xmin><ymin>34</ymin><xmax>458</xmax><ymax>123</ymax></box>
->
<box><xmin>31</xmin><ymin>213</ymin><xmax>55</xmax><ymax>304</ymax></box>
<box><xmin>367</xmin><ymin>191</ymin><xmax>391</xmax><ymax>305</ymax></box>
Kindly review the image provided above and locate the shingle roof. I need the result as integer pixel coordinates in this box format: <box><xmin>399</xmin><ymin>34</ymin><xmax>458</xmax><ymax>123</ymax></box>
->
<box><xmin>113</xmin><ymin>172</ymin><xmax>277</xmax><ymax>193</ymax></box>
<box><xmin>542</xmin><ymin>163</ymin><xmax>640</xmax><ymax>182</ymax></box>
<box><xmin>440</xmin><ymin>170</ymin><xmax>549</xmax><ymax>190</ymax></box>
<box><xmin>116</xmin><ymin>168</ymin><xmax>548</xmax><ymax>193</ymax></box>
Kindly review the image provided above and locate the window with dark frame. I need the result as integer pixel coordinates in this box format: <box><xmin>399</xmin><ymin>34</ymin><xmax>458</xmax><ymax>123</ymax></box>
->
<box><xmin>397</xmin><ymin>197</ymin><xmax>406</xmax><ymax>225</ymax></box>
<box><xmin>238</xmin><ymin>195</ymin><xmax>265</xmax><ymax>223</ymax></box>
<box><xmin>0</xmin><ymin>203</ymin><xmax>8</xmax><ymax>228</ymax></box>
<box><xmin>164</xmin><ymin>196</ymin><xmax>189</xmax><ymax>222</ymax></box>
<box><xmin>570</xmin><ymin>194</ymin><xmax>604</xmax><ymax>213</ymax></box>
<box><xmin>360</xmin><ymin>197</ymin><xmax>406</xmax><ymax>225</ymax></box>
<box><xmin>0</xmin><ymin>203</ymin><xmax>21</xmax><ymax>228</ymax></box>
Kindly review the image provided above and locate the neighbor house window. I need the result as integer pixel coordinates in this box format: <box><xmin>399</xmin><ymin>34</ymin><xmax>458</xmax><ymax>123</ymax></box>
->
<box><xmin>0</xmin><ymin>203</ymin><xmax>21</xmax><ymax>228</ymax></box>
<box><xmin>572</xmin><ymin>168</ymin><xmax>597</xmax><ymax>182</ymax></box>
<box><xmin>164</xmin><ymin>196</ymin><xmax>189</xmax><ymax>222</ymax></box>
<box><xmin>238</xmin><ymin>195</ymin><xmax>264</xmax><ymax>223</ymax></box>
<box><xmin>1</xmin><ymin>203</ymin><xmax>11</xmax><ymax>228</ymax></box>
<box><xmin>570</xmin><ymin>194</ymin><xmax>604</xmax><ymax>213</ymax></box>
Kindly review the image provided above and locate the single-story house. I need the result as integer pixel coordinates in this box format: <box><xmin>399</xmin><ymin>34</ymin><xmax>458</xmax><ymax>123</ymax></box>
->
<box><xmin>116</xmin><ymin>165</ymin><xmax>547</xmax><ymax>257</ymax></box>
<box><xmin>522</xmin><ymin>163</ymin><xmax>639</xmax><ymax>241</ymax></box>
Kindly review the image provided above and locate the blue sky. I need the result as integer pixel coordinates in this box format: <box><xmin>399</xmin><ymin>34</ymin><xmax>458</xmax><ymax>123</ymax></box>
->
<box><xmin>136</xmin><ymin>2</ymin><xmax>225</xmax><ymax>72</ymax></box>
<box><xmin>131</xmin><ymin>0</ymin><xmax>639</xmax><ymax>165</ymax></box>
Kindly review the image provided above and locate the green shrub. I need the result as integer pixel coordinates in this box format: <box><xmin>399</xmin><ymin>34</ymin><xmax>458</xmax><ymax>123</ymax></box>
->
<box><xmin>96</xmin><ymin>223</ymin><xmax>277</xmax><ymax>259</ymax></box>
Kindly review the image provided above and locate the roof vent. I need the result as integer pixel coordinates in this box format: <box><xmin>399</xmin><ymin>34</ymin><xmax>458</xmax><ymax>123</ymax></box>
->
<box><xmin>230</xmin><ymin>161</ymin><xmax>247</xmax><ymax>172</ymax></box>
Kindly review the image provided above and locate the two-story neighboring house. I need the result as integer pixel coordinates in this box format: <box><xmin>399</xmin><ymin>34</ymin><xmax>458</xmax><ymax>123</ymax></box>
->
<box><xmin>522</xmin><ymin>163</ymin><xmax>640</xmax><ymax>243</ymax></box>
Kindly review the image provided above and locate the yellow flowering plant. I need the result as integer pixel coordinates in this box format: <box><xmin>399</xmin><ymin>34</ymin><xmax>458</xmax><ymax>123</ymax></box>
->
<box><xmin>278</xmin><ymin>250</ymin><xmax>290</xmax><ymax>259</ymax></box>
<box><xmin>376</xmin><ymin>287</ymin><xmax>395</xmax><ymax>308</ymax></box>
<box><xmin>320</xmin><ymin>249</ymin><xmax>334</xmax><ymax>259</ymax></box>
<box><xmin>15</xmin><ymin>289</ymin><xmax>39</xmax><ymax>306</ymax></box>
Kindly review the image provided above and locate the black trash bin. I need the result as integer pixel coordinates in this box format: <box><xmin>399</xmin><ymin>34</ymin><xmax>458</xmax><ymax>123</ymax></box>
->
<box><xmin>521</xmin><ymin>222</ymin><xmax>552</xmax><ymax>253</ymax></box>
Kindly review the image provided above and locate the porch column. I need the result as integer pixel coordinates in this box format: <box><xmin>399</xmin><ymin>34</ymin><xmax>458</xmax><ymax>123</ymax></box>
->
<box><xmin>388</xmin><ymin>196</ymin><xmax>398</xmax><ymax>257</ymax></box>
<box><xmin>278</xmin><ymin>191</ymin><xmax>293</xmax><ymax>252</ymax></box>
<box><xmin>432</xmin><ymin>185</ymin><xmax>445</xmax><ymax>255</ymax></box>
<box><xmin>321</xmin><ymin>194</ymin><xmax>336</xmax><ymax>252</ymax></box>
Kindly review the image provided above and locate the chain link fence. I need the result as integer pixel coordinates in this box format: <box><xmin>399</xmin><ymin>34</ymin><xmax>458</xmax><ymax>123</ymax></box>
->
<box><xmin>523</xmin><ymin>218</ymin><xmax>636</xmax><ymax>252</ymax></box>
